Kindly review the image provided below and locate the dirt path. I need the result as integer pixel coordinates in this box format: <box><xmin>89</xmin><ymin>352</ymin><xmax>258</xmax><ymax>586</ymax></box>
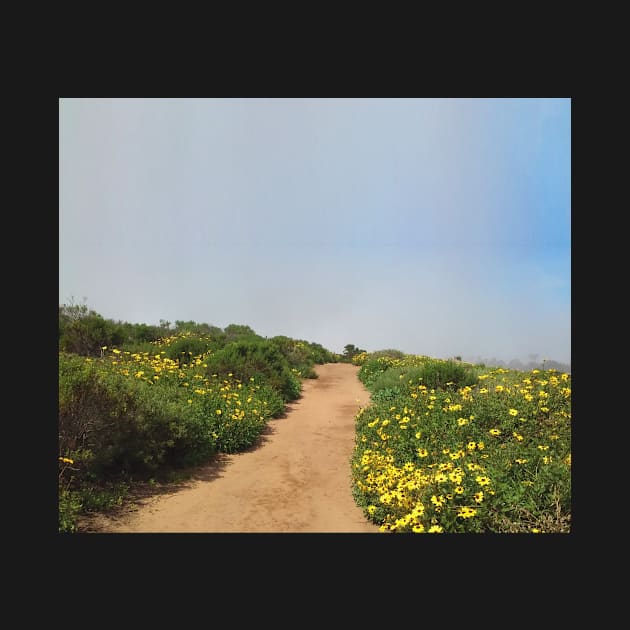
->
<box><xmin>80</xmin><ymin>363</ymin><xmax>381</xmax><ymax>533</ymax></box>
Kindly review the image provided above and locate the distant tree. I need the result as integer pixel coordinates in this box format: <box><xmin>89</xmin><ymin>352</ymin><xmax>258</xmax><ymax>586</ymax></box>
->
<box><xmin>159</xmin><ymin>319</ymin><xmax>172</xmax><ymax>332</ymax></box>
<box><xmin>59</xmin><ymin>299</ymin><xmax>124</xmax><ymax>356</ymax></box>
<box><xmin>224</xmin><ymin>324</ymin><xmax>258</xmax><ymax>343</ymax></box>
<box><xmin>343</xmin><ymin>344</ymin><xmax>365</xmax><ymax>361</ymax></box>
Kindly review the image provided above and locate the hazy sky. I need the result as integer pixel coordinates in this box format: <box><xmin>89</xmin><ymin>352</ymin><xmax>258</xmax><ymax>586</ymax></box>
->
<box><xmin>59</xmin><ymin>98</ymin><xmax>571</xmax><ymax>365</ymax></box>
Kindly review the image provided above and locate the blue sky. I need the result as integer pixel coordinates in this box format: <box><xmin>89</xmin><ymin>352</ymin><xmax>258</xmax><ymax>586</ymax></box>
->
<box><xmin>59</xmin><ymin>98</ymin><xmax>570</xmax><ymax>365</ymax></box>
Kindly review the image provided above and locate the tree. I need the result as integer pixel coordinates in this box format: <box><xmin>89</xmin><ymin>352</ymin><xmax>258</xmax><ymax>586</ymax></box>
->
<box><xmin>59</xmin><ymin>299</ymin><xmax>124</xmax><ymax>356</ymax></box>
<box><xmin>343</xmin><ymin>344</ymin><xmax>365</xmax><ymax>361</ymax></box>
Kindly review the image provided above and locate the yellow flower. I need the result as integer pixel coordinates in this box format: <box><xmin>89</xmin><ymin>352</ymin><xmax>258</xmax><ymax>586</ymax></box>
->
<box><xmin>58</xmin><ymin>456</ymin><xmax>74</xmax><ymax>464</ymax></box>
<box><xmin>187</xmin><ymin>399</ymin><xmax>193</xmax><ymax>404</ymax></box>
<box><xmin>457</xmin><ymin>506</ymin><xmax>477</xmax><ymax>519</ymax></box>
<box><xmin>427</xmin><ymin>525</ymin><xmax>443</xmax><ymax>533</ymax></box>
<box><xmin>216</xmin><ymin>409</ymin><xmax>222</xmax><ymax>415</ymax></box>
<box><xmin>489</xmin><ymin>428</ymin><xmax>501</xmax><ymax>436</ymax></box>
<box><xmin>417</xmin><ymin>448</ymin><xmax>428</xmax><ymax>457</ymax></box>
<box><xmin>508</xmin><ymin>408</ymin><xmax>518</xmax><ymax>416</ymax></box>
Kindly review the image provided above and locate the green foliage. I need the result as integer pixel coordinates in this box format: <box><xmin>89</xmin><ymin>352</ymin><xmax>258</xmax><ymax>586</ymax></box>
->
<box><xmin>59</xmin><ymin>303</ymin><xmax>125</xmax><ymax>356</ymax></box>
<box><xmin>268</xmin><ymin>336</ymin><xmax>336</xmax><ymax>378</ymax></box>
<box><xmin>119</xmin><ymin>340</ymin><xmax>160</xmax><ymax>355</ymax></box>
<box><xmin>204</xmin><ymin>339</ymin><xmax>301</xmax><ymax>402</ymax></box>
<box><xmin>164</xmin><ymin>336</ymin><xmax>214</xmax><ymax>365</ymax></box>
<box><xmin>305</xmin><ymin>341</ymin><xmax>337</xmax><ymax>364</ymax></box>
<box><xmin>58</xmin><ymin>352</ymin><xmax>216</xmax><ymax>479</ymax></box>
<box><xmin>59</xmin><ymin>488</ymin><xmax>83</xmax><ymax>533</ymax></box>
<box><xmin>223</xmin><ymin>323</ymin><xmax>260</xmax><ymax>343</ymax></box>
<box><xmin>351</xmin><ymin>364</ymin><xmax>571</xmax><ymax>533</ymax></box>
<box><xmin>410</xmin><ymin>359</ymin><xmax>479</xmax><ymax>390</ymax></box>
<box><xmin>359</xmin><ymin>353</ymin><xmax>480</xmax><ymax>394</ymax></box>
<box><xmin>370</xmin><ymin>367</ymin><xmax>420</xmax><ymax>395</ymax></box>
<box><xmin>358</xmin><ymin>356</ymin><xmax>400</xmax><ymax>389</ymax></box>
<box><xmin>369</xmin><ymin>349</ymin><xmax>406</xmax><ymax>360</ymax></box>
<box><xmin>371</xmin><ymin>387</ymin><xmax>404</xmax><ymax>405</ymax></box>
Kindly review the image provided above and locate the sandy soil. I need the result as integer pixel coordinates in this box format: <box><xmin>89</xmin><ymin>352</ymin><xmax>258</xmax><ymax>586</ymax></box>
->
<box><xmin>79</xmin><ymin>363</ymin><xmax>381</xmax><ymax>533</ymax></box>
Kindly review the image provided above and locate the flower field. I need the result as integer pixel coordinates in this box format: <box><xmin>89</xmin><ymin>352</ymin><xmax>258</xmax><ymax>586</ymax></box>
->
<box><xmin>350</xmin><ymin>353</ymin><xmax>571</xmax><ymax>533</ymax></box>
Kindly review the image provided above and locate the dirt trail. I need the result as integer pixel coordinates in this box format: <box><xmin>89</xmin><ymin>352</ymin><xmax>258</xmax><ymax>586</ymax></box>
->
<box><xmin>81</xmin><ymin>363</ymin><xmax>381</xmax><ymax>533</ymax></box>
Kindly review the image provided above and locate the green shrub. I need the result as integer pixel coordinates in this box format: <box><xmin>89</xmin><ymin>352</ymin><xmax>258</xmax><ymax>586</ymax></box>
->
<box><xmin>358</xmin><ymin>356</ymin><xmax>400</xmax><ymax>388</ymax></box>
<box><xmin>305</xmin><ymin>342</ymin><xmax>336</xmax><ymax>364</ymax></box>
<box><xmin>204</xmin><ymin>339</ymin><xmax>301</xmax><ymax>402</ymax></box>
<box><xmin>360</xmin><ymin>355</ymin><xmax>479</xmax><ymax>394</ymax></box>
<box><xmin>370</xmin><ymin>349</ymin><xmax>406</xmax><ymax>360</ymax></box>
<box><xmin>371</xmin><ymin>387</ymin><xmax>404</xmax><ymax>405</ymax></box>
<box><xmin>411</xmin><ymin>359</ymin><xmax>479</xmax><ymax>390</ymax></box>
<box><xmin>58</xmin><ymin>353</ymin><xmax>217</xmax><ymax>479</ymax></box>
<box><xmin>59</xmin><ymin>488</ymin><xmax>83</xmax><ymax>533</ymax></box>
<box><xmin>164</xmin><ymin>336</ymin><xmax>213</xmax><ymax>365</ymax></box>
<box><xmin>370</xmin><ymin>367</ymin><xmax>415</xmax><ymax>395</ymax></box>
<box><xmin>59</xmin><ymin>305</ymin><xmax>125</xmax><ymax>356</ymax></box>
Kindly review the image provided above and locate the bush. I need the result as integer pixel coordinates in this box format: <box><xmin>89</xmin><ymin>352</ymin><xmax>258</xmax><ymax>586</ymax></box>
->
<box><xmin>305</xmin><ymin>342</ymin><xmax>336</xmax><ymax>364</ymax></box>
<box><xmin>59</xmin><ymin>305</ymin><xmax>125</xmax><ymax>356</ymax></box>
<box><xmin>370</xmin><ymin>349</ymin><xmax>406</xmax><ymax>360</ymax></box>
<box><xmin>204</xmin><ymin>339</ymin><xmax>302</xmax><ymax>402</ymax></box>
<box><xmin>411</xmin><ymin>359</ymin><xmax>479</xmax><ymax>390</ymax></box>
<box><xmin>360</xmin><ymin>354</ymin><xmax>479</xmax><ymax>394</ymax></box>
<box><xmin>164</xmin><ymin>336</ymin><xmax>214</xmax><ymax>365</ymax></box>
<box><xmin>268</xmin><ymin>336</ymin><xmax>335</xmax><ymax>378</ymax></box>
<box><xmin>370</xmin><ymin>367</ymin><xmax>417</xmax><ymax>395</ymax></box>
<box><xmin>58</xmin><ymin>353</ymin><xmax>217</xmax><ymax>479</ymax></box>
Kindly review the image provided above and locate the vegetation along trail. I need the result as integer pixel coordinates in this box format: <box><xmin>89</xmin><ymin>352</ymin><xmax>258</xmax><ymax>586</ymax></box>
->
<box><xmin>84</xmin><ymin>363</ymin><xmax>381</xmax><ymax>533</ymax></box>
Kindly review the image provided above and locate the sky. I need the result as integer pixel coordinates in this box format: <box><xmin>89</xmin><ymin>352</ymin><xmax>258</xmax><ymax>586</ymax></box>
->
<box><xmin>59</xmin><ymin>98</ymin><xmax>571</xmax><ymax>366</ymax></box>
